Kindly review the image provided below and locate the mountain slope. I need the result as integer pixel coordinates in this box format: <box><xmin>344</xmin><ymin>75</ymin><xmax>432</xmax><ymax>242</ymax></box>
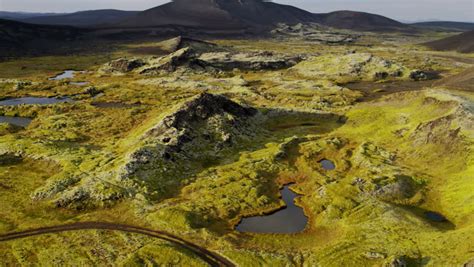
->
<box><xmin>21</xmin><ymin>9</ymin><xmax>139</xmax><ymax>27</ymax></box>
<box><xmin>116</xmin><ymin>0</ymin><xmax>318</xmax><ymax>30</ymax></box>
<box><xmin>314</xmin><ymin>11</ymin><xmax>409</xmax><ymax>32</ymax></box>
<box><xmin>425</xmin><ymin>30</ymin><xmax>474</xmax><ymax>53</ymax></box>
<box><xmin>0</xmin><ymin>19</ymin><xmax>83</xmax><ymax>56</ymax></box>
<box><xmin>412</xmin><ymin>21</ymin><xmax>474</xmax><ymax>32</ymax></box>
<box><xmin>0</xmin><ymin>11</ymin><xmax>66</xmax><ymax>20</ymax></box>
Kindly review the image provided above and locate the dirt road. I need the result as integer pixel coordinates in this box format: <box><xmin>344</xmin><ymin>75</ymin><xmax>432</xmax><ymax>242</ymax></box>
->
<box><xmin>0</xmin><ymin>222</ymin><xmax>235</xmax><ymax>267</ymax></box>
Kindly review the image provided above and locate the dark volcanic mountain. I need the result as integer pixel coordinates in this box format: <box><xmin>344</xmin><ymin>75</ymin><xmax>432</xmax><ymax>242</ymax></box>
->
<box><xmin>116</xmin><ymin>0</ymin><xmax>317</xmax><ymax>30</ymax></box>
<box><xmin>0</xmin><ymin>11</ymin><xmax>66</xmax><ymax>20</ymax></box>
<box><xmin>21</xmin><ymin>10</ymin><xmax>139</xmax><ymax>27</ymax></box>
<box><xmin>314</xmin><ymin>11</ymin><xmax>409</xmax><ymax>32</ymax></box>
<box><xmin>425</xmin><ymin>30</ymin><xmax>474</xmax><ymax>53</ymax></box>
<box><xmin>411</xmin><ymin>21</ymin><xmax>474</xmax><ymax>32</ymax></box>
<box><xmin>0</xmin><ymin>19</ymin><xmax>84</xmax><ymax>57</ymax></box>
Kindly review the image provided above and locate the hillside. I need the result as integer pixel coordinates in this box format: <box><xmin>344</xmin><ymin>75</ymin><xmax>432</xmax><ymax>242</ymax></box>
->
<box><xmin>425</xmin><ymin>30</ymin><xmax>474</xmax><ymax>53</ymax></box>
<box><xmin>115</xmin><ymin>0</ymin><xmax>317</xmax><ymax>30</ymax></box>
<box><xmin>412</xmin><ymin>21</ymin><xmax>474</xmax><ymax>32</ymax></box>
<box><xmin>314</xmin><ymin>10</ymin><xmax>409</xmax><ymax>32</ymax></box>
<box><xmin>21</xmin><ymin>9</ymin><xmax>139</xmax><ymax>27</ymax></box>
<box><xmin>0</xmin><ymin>19</ymin><xmax>84</xmax><ymax>57</ymax></box>
<box><xmin>0</xmin><ymin>11</ymin><xmax>65</xmax><ymax>20</ymax></box>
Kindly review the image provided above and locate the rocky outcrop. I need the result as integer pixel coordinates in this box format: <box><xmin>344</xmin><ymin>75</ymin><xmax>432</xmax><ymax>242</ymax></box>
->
<box><xmin>123</xmin><ymin>93</ymin><xmax>259</xmax><ymax>182</ymax></box>
<box><xmin>409</xmin><ymin>70</ymin><xmax>439</xmax><ymax>81</ymax></box>
<box><xmin>103</xmin><ymin>58</ymin><xmax>145</xmax><ymax>73</ymax></box>
<box><xmin>101</xmin><ymin>41</ymin><xmax>302</xmax><ymax>75</ymax></box>
<box><xmin>411</xmin><ymin>98</ymin><xmax>473</xmax><ymax>147</ymax></box>
<box><xmin>372</xmin><ymin>175</ymin><xmax>420</xmax><ymax>202</ymax></box>
<box><xmin>196</xmin><ymin>51</ymin><xmax>303</xmax><ymax>71</ymax></box>
<box><xmin>272</xmin><ymin>23</ymin><xmax>359</xmax><ymax>44</ymax></box>
<box><xmin>291</xmin><ymin>53</ymin><xmax>408</xmax><ymax>83</ymax></box>
<box><xmin>0</xmin><ymin>153</ymin><xmax>22</xmax><ymax>165</ymax></box>
<box><xmin>157</xmin><ymin>36</ymin><xmax>225</xmax><ymax>54</ymax></box>
<box><xmin>138</xmin><ymin>47</ymin><xmax>193</xmax><ymax>75</ymax></box>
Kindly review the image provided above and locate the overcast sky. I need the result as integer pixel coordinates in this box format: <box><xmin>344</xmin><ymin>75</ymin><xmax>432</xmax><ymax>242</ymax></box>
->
<box><xmin>0</xmin><ymin>0</ymin><xmax>473</xmax><ymax>22</ymax></box>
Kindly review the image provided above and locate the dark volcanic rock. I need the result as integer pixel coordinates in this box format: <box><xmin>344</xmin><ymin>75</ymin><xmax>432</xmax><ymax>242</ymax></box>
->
<box><xmin>109</xmin><ymin>58</ymin><xmax>145</xmax><ymax>73</ymax></box>
<box><xmin>148</xmin><ymin>93</ymin><xmax>257</xmax><ymax>137</ymax></box>
<box><xmin>123</xmin><ymin>93</ymin><xmax>259</xmax><ymax>179</ymax></box>
<box><xmin>409</xmin><ymin>70</ymin><xmax>439</xmax><ymax>81</ymax></box>
<box><xmin>373</xmin><ymin>175</ymin><xmax>420</xmax><ymax>202</ymax></box>
<box><xmin>196</xmin><ymin>51</ymin><xmax>304</xmax><ymax>71</ymax></box>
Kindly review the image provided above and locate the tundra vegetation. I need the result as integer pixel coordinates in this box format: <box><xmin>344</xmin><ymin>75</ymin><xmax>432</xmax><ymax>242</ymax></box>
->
<box><xmin>0</xmin><ymin>28</ymin><xmax>473</xmax><ymax>266</ymax></box>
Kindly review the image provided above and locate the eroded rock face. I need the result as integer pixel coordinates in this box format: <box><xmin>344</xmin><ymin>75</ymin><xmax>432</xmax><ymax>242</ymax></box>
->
<box><xmin>411</xmin><ymin>97</ymin><xmax>474</xmax><ymax>147</ymax></box>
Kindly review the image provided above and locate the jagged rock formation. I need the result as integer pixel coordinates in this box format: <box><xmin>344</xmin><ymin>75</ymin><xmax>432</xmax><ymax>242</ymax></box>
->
<box><xmin>196</xmin><ymin>51</ymin><xmax>303</xmax><ymax>71</ymax></box>
<box><xmin>156</xmin><ymin>36</ymin><xmax>225</xmax><ymax>54</ymax></box>
<box><xmin>123</xmin><ymin>93</ymin><xmax>259</xmax><ymax>180</ymax></box>
<box><xmin>100</xmin><ymin>37</ymin><xmax>303</xmax><ymax>74</ymax></box>
<box><xmin>272</xmin><ymin>23</ymin><xmax>358</xmax><ymax>44</ymax></box>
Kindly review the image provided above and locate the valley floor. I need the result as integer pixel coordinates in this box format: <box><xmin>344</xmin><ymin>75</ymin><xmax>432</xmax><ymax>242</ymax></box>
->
<box><xmin>0</xmin><ymin>30</ymin><xmax>473</xmax><ymax>266</ymax></box>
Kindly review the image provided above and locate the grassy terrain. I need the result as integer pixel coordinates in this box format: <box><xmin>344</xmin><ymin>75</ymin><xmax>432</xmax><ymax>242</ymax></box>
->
<box><xmin>0</xmin><ymin>30</ymin><xmax>472</xmax><ymax>266</ymax></box>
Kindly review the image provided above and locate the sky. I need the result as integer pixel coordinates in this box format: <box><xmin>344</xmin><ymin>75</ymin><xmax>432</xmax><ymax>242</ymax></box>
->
<box><xmin>0</xmin><ymin>0</ymin><xmax>473</xmax><ymax>23</ymax></box>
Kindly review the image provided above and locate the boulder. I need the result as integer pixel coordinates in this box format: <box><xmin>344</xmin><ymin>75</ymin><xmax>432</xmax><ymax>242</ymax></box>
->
<box><xmin>410</xmin><ymin>70</ymin><xmax>439</xmax><ymax>81</ymax></box>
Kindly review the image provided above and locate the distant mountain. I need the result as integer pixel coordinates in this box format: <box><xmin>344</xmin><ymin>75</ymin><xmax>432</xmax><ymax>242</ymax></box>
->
<box><xmin>0</xmin><ymin>11</ymin><xmax>65</xmax><ymax>20</ymax></box>
<box><xmin>0</xmin><ymin>19</ymin><xmax>84</xmax><ymax>57</ymax></box>
<box><xmin>314</xmin><ymin>11</ymin><xmax>409</xmax><ymax>32</ymax></box>
<box><xmin>425</xmin><ymin>30</ymin><xmax>474</xmax><ymax>53</ymax></box>
<box><xmin>20</xmin><ymin>9</ymin><xmax>139</xmax><ymax>27</ymax></box>
<box><xmin>411</xmin><ymin>21</ymin><xmax>474</xmax><ymax>32</ymax></box>
<box><xmin>115</xmin><ymin>0</ymin><xmax>317</xmax><ymax>30</ymax></box>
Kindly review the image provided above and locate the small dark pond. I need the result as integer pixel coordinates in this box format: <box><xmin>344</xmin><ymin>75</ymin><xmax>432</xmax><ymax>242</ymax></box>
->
<box><xmin>425</xmin><ymin>211</ymin><xmax>448</xmax><ymax>222</ymax></box>
<box><xmin>0</xmin><ymin>116</ymin><xmax>32</xmax><ymax>127</ymax></box>
<box><xmin>320</xmin><ymin>159</ymin><xmax>335</xmax><ymax>170</ymax></box>
<box><xmin>236</xmin><ymin>185</ymin><xmax>308</xmax><ymax>233</ymax></box>
<box><xmin>0</xmin><ymin>97</ymin><xmax>72</xmax><ymax>106</ymax></box>
<box><xmin>49</xmin><ymin>70</ymin><xmax>80</xmax><ymax>80</ymax></box>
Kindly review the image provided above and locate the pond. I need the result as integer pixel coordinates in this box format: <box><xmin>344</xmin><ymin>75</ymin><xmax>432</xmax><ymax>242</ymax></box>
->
<box><xmin>49</xmin><ymin>70</ymin><xmax>81</xmax><ymax>80</ymax></box>
<box><xmin>425</xmin><ymin>211</ymin><xmax>448</xmax><ymax>222</ymax></box>
<box><xmin>236</xmin><ymin>185</ymin><xmax>308</xmax><ymax>233</ymax></box>
<box><xmin>0</xmin><ymin>97</ymin><xmax>72</xmax><ymax>106</ymax></box>
<box><xmin>320</xmin><ymin>159</ymin><xmax>335</xmax><ymax>170</ymax></box>
<box><xmin>0</xmin><ymin>116</ymin><xmax>32</xmax><ymax>127</ymax></box>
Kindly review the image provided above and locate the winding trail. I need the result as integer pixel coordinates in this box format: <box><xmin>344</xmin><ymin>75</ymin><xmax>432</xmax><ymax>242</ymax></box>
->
<box><xmin>0</xmin><ymin>222</ymin><xmax>235</xmax><ymax>267</ymax></box>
